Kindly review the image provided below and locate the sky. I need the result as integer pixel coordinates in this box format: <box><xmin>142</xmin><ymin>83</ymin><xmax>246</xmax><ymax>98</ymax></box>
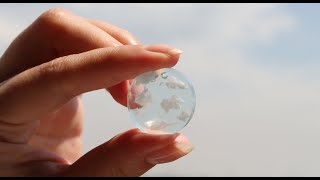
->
<box><xmin>0</xmin><ymin>3</ymin><xmax>320</xmax><ymax>177</ymax></box>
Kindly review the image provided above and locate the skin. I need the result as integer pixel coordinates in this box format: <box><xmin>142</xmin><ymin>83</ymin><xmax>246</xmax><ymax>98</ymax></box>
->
<box><xmin>0</xmin><ymin>8</ymin><xmax>193</xmax><ymax>177</ymax></box>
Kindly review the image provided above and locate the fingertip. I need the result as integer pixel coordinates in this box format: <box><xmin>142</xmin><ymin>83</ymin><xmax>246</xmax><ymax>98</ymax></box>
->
<box><xmin>144</xmin><ymin>133</ymin><xmax>194</xmax><ymax>165</ymax></box>
<box><xmin>173</xmin><ymin>134</ymin><xmax>194</xmax><ymax>154</ymax></box>
<box><xmin>174</xmin><ymin>133</ymin><xmax>192</xmax><ymax>146</ymax></box>
<box><xmin>128</xmin><ymin>131</ymin><xmax>193</xmax><ymax>158</ymax></box>
<box><xmin>128</xmin><ymin>37</ymin><xmax>142</xmax><ymax>46</ymax></box>
<box><xmin>142</xmin><ymin>44</ymin><xmax>181</xmax><ymax>68</ymax></box>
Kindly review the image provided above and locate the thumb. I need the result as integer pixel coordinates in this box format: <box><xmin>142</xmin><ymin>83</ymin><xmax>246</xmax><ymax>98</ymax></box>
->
<box><xmin>60</xmin><ymin>129</ymin><xmax>193</xmax><ymax>177</ymax></box>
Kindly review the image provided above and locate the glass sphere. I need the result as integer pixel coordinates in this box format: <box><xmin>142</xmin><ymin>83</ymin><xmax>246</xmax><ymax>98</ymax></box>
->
<box><xmin>127</xmin><ymin>68</ymin><xmax>196</xmax><ymax>134</ymax></box>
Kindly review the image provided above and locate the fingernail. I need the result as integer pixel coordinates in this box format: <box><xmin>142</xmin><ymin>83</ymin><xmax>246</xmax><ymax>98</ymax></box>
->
<box><xmin>145</xmin><ymin>134</ymin><xmax>194</xmax><ymax>164</ymax></box>
<box><xmin>144</xmin><ymin>44</ymin><xmax>183</xmax><ymax>56</ymax></box>
<box><xmin>167</xmin><ymin>48</ymin><xmax>183</xmax><ymax>55</ymax></box>
<box><xmin>174</xmin><ymin>135</ymin><xmax>194</xmax><ymax>153</ymax></box>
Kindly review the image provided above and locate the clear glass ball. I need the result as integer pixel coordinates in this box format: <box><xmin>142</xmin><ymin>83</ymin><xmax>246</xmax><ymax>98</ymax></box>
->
<box><xmin>127</xmin><ymin>68</ymin><xmax>196</xmax><ymax>134</ymax></box>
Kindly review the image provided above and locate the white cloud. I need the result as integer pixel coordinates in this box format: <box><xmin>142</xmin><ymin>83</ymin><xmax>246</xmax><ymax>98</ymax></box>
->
<box><xmin>164</xmin><ymin>76</ymin><xmax>187</xmax><ymax>89</ymax></box>
<box><xmin>212</xmin><ymin>3</ymin><xmax>296</xmax><ymax>45</ymax></box>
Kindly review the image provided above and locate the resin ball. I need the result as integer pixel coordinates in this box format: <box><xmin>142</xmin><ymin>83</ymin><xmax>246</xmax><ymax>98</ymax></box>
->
<box><xmin>127</xmin><ymin>68</ymin><xmax>196</xmax><ymax>134</ymax></box>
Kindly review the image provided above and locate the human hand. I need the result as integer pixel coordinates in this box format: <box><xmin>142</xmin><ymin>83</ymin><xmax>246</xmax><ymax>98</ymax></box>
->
<box><xmin>0</xmin><ymin>8</ymin><xmax>193</xmax><ymax>176</ymax></box>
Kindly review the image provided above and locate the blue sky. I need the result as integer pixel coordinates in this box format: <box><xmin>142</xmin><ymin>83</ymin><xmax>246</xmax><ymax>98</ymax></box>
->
<box><xmin>250</xmin><ymin>4</ymin><xmax>320</xmax><ymax>66</ymax></box>
<box><xmin>0</xmin><ymin>3</ymin><xmax>320</xmax><ymax>177</ymax></box>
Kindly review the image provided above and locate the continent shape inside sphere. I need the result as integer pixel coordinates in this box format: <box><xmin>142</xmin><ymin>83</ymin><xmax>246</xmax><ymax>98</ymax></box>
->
<box><xmin>127</xmin><ymin>68</ymin><xmax>196</xmax><ymax>134</ymax></box>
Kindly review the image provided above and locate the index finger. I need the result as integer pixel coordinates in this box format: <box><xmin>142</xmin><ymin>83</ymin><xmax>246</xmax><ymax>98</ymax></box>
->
<box><xmin>0</xmin><ymin>45</ymin><xmax>181</xmax><ymax>143</ymax></box>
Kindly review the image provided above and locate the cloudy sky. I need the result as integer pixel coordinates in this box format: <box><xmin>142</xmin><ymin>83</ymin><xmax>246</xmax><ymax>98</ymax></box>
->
<box><xmin>1</xmin><ymin>3</ymin><xmax>320</xmax><ymax>177</ymax></box>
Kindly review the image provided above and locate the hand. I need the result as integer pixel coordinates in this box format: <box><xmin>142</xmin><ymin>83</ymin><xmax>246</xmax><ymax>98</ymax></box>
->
<box><xmin>0</xmin><ymin>8</ymin><xmax>193</xmax><ymax>176</ymax></box>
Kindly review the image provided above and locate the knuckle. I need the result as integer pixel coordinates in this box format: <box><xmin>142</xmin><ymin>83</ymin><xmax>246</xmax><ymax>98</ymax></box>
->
<box><xmin>37</xmin><ymin>59</ymin><xmax>64</xmax><ymax>81</ymax></box>
<box><xmin>36</xmin><ymin>59</ymin><xmax>73</xmax><ymax>99</ymax></box>
<box><xmin>36</xmin><ymin>8</ymin><xmax>72</xmax><ymax>31</ymax></box>
<box><xmin>38</xmin><ymin>8</ymin><xmax>71</xmax><ymax>22</ymax></box>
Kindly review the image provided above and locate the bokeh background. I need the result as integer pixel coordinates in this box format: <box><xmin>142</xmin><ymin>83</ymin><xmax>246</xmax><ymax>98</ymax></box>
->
<box><xmin>1</xmin><ymin>3</ymin><xmax>320</xmax><ymax>177</ymax></box>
